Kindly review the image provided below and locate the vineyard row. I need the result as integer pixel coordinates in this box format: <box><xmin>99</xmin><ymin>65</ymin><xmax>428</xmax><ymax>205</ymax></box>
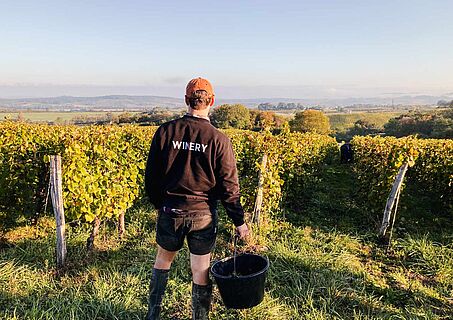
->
<box><xmin>0</xmin><ymin>123</ymin><xmax>451</xmax><ymax>225</ymax></box>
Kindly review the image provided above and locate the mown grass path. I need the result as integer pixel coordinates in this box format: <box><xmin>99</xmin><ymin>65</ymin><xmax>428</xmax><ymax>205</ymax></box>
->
<box><xmin>1</xmin><ymin>164</ymin><xmax>452</xmax><ymax>319</ymax></box>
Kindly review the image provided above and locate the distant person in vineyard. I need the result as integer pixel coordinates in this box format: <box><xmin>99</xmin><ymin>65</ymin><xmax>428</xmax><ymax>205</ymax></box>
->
<box><xmin>340</xmin><ymin>142</ymin><xmax>353</xmax><ymax>163</ymax></box>
<box><xmin>144</xmin><ymin>77</ymin><xmax>249</xmax><ymax>320</ymax></box>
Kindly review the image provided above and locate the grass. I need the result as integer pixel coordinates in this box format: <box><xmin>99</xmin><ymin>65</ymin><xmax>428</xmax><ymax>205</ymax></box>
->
<box><xmin>1</xmin><ymin>165</ymin><xmax>452</xmax><ymax>319</ymax></box>
<box><xmin>328</xmin><ymin>112</ymin><xmax>403</xmax><ymax>134</ymax></box>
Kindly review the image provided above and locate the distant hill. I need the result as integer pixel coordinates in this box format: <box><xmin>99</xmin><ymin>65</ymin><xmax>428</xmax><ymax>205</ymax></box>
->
<box><xmin>1</xmin><ymin>93</ymin><xmax>452</xmax><ymax>111</ymax></box>
<box><xmin>219</xmin><ymin>95</ymin><xmax>453</xmax><ymax>107</ymax></box>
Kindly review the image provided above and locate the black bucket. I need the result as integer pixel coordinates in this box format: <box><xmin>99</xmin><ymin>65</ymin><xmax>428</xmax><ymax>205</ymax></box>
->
<box><xmin>211</xmin><ymin>253</ymin><xmax>269</xmax><ymax>309</ymax></box>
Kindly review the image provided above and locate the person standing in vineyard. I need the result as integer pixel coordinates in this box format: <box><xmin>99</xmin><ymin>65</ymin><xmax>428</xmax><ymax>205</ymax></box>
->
<box><xmin>144</xmin><ymin>77</ymin><xmax>249</xmax><ymax>320</ymax></box>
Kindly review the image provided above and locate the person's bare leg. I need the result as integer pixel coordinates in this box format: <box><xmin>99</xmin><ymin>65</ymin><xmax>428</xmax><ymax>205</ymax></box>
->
<box><xmin>146</xmin><ymin>245</ymin><xmax>177</xmax><ymax>320</ymax></box>
<box><xmin>154</xmin><ymin>244</ymin><xmax>177</xmax><ymax>269</ymax></box>
<box><xmin>190</xmin><ymin>252</ymin><xmax>212</xmax><ymax>320</ymax></box>
<box><xmin>190</xmin><ymin>252</ymin><xmax>211</xmax><ymax>285</ymax></box>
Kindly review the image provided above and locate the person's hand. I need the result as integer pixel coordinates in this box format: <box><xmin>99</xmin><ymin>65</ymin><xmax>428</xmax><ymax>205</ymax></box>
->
<box><xmin>236</xmin><ymin>223</ymin><xmax>250</xmax><ymax>240</ymax></box>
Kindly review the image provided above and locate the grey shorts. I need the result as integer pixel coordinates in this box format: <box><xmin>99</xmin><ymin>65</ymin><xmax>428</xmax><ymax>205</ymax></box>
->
<box><xmin>156</xmin><ymin>206</ymin><xmax>218</xmax><ymax>255</ymax></box>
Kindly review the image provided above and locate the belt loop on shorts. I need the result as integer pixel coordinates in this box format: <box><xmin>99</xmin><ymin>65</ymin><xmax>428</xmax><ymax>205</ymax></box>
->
<box><xmin>162</xmin><ymin>206</ymin><xmax>211</xmax><ymax>218</ymax></box>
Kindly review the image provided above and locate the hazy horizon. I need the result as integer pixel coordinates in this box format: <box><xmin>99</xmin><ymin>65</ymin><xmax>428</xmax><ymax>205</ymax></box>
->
<box><xmin>1</xmin><ymin>84</ymin><xmax>453</xmax><ymax>100</ymax></box>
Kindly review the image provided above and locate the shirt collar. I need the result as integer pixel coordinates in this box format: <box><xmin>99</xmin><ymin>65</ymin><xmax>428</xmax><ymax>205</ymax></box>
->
<box><xmin>185</xmin><ymin>113</ymin><xmax>210</xmax><ymax>122</ymax></box>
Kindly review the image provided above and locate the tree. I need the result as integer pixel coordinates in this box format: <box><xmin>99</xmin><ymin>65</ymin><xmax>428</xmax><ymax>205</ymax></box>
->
<box><xmin>431</xmin><ymin>116</ymin><xmax>453</xmax><ymax>138</ymax></box>
<box><xmin>384</xmin><ymin>112</ymin><xmax>435</xmax><ymax>138</ymax></box>
<box><xmin>257</xmin><ymin>103</ymin><xmax>274</xmax><ymax>110</ymax></box>
<box><xmin>346</xmin><ymin>120</ymin><xmax>380</xmax><ymax>137</ymax></box>
<box><xmin>249</xmin><ymin>109</ymin><xmax>260</xmax><ymax>126</ymax></box>
<box><xmin>257</xmin><ymin>102</ymin><xmax>305</xmax><ymax>110</ymax></box>
<box><xmin>249</xmin><ymin>110</ymin><xmax>289</xmax><ymax>131</ymax></box>
<box><xmin>384</xmin><ymin>111</ymin><xmax>453</xmax><ymax>139</ymax></box>
<box><xmin>289</xmin><ymin>110</ymin><xmax>330</xmax><ymax>134</ymax></box>
<box><xmin>255</xmin><ymin>111</ymin><xmax>276</xmax><ymax>130</ymax></box>
<box><xmin>273</xmin><ymin>114</ymin><xmax>287</xmax><ymax>128</ymax></box>
<box><xmin>437</xmin><ymin>99</ymin><xmax>453</xmax><ymax>108</ymax></box>
<box><xmin>210</xmin><ymin>104</ymin><xmax>251</xmax><ymax>129</ymax></box>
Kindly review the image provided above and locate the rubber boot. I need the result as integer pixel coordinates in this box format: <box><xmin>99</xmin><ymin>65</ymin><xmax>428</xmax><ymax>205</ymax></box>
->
<box><xmin>145</xmin><ymin>268</ymin><xmax>169</xmax><ymax>320</ymax></box>
<box><xmin>192</xmin><ymin>281</ymin><xmax>212</xmax><ymax>320</ymax></box>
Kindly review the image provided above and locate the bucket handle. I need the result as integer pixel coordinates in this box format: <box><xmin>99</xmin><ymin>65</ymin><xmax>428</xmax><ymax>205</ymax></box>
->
<box><xmin>233</xmin><ymin>233</ymin><xmax>238</xmax><ymax>277</ymax></box>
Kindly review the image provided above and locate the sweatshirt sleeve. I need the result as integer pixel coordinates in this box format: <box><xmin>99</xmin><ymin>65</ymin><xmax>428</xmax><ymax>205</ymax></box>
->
<box><xmin>145</xmin><ymin>128</ymin><xmax>164</xmax><ymax>209</ymax></box>
<box><xmin>215</xmin><ymin>138</ymin><xmax>245</xmax><ymax>227</ymax></box>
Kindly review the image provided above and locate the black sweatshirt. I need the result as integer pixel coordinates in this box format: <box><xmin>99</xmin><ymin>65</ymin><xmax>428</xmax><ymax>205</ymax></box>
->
<box><xmin>145</xmin><ymin>115</ymin><xmax>245</xmax><ymax>226</ymax></box>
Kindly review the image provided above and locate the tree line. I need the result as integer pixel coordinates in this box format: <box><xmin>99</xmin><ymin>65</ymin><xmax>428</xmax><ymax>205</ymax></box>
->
<box><xmin>257</xmin><ymin>102</ymin><xmax>306</xmax><ymax>110</ymax></box>
<box><xmin>437</xmin><ymin>99</ymin><xmax>453</xmax><ymax>108</ymax></box>
<box><xmin>209</xmin><ymin>104</ymin><xmax>453</xmax><ymax>140</ymax></box>
<box><xmin>8</xmin><ymin>104</ymin><xmax>453</xmax><ymax>139</ymax></box>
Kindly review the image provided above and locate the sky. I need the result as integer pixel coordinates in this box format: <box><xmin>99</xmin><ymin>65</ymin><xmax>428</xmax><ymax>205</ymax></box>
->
<box><xmin>1</xmin><ymin>0</ymin><xmax>453</xmax><ymax>98</ymax></box>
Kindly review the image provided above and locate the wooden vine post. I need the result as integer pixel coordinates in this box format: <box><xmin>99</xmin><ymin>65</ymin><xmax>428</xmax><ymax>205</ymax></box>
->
<box><xmin>87</xmin><ymin>216</ymin><xmax>101</xmax><ymax>251</ymax></box>
<box><xmin>252</xmin><ymin>153</ymin><xmax>268</xmax><ymax>227</ymax></box>
<box><xmin>118</xmin><ymin>211</ymin><xmax>125</xmax><ymax>238</ymax></box>
<box><xmin>50</xmin><ymin>155</ymin><xmax>67</xmax><ymax>268</ymax></box>
<box><xmin>378</xmin><ymin>162</ymin><xmax>409</xmax><ymax>246</ymax></box>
